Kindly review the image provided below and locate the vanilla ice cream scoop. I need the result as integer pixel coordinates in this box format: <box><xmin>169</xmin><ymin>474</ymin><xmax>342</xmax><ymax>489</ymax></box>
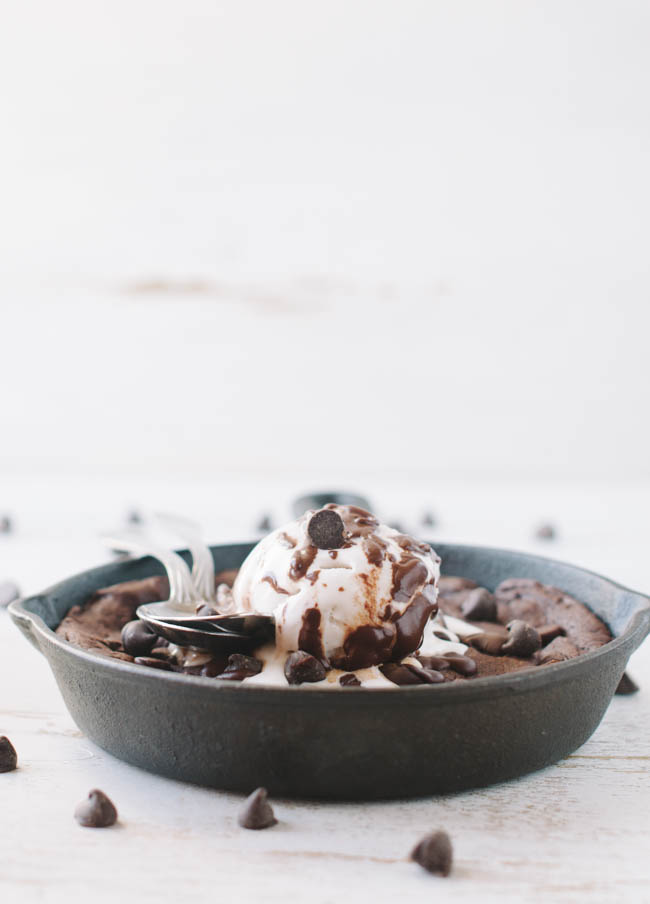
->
<box><xmin>231</xmin><ymin>505</ymin><xmax>440</xmax><ymax>670</ymax></box>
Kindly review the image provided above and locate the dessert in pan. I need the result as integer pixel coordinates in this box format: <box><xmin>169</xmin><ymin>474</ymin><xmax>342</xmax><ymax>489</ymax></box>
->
<box><xmin>56</xmin><ymin>505</ymin><xmax>612</xmax><ymax>685</ymax></box>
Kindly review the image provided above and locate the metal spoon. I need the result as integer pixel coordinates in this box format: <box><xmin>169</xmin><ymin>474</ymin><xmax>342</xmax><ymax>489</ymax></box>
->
<box><xmin>136</xmin><ymin>614</ymin><xmax>269</xmax><ymax>653</ymax></box>
<box><xmin>102</xmin><ymin>532</ymin><xmax>274</xmax><ymax>651</ymax></box>
<box><xmin>151</xmin><ymin>511</ymin><xmax>216</xmax><ymax>605</ymax></box>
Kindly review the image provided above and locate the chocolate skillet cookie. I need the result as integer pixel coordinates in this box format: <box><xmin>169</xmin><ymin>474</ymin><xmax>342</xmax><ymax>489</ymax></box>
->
<box><xmin>56</xmin><ymin>566</ymin><xmax>612</xmax><ymax>684</ymax></box>
<box><xmin>432</xmin><ymin>576</ymin><xmax>612</xmax><ymax>681</ymax></box>
<box><xmin>56</xmin><ymin>570</ymin><xmax>239</xmax><ymax>677</ymax></box>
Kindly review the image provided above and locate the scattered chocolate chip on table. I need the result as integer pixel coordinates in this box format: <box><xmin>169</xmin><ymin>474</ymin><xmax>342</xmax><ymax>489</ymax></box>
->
<box><xmin>616</xmin><ymin>672</ymin><xmax>640</xmax><ymax>695</ymax></box>
<box><xmin>238</xmin><ymin>788</ymin><xmax>277</xmax><ymax>830</ymax></box>
<box><xmin>0</xmin><ymin>736</ymin><xmax>18</xmax><ymax>772</ymax></box>
<box><xmin>74</xmin><ymin>790</ymin><xmax>118</xmax><ymax>828</ymax></box>
<box><xmin>411</xmin><ymin>830</ymin><xmax>453</xmax><ymax>876</ymax></box>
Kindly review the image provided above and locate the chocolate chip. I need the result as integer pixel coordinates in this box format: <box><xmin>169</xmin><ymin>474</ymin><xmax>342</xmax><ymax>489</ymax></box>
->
<box><xmin>74</xmin><ymin>789</ymin><xmax>118</xmax><ymax>828</ymax></box>
<box><xmin>121</xmin><ymin>620</ymin><xmax>158</xmax><ymax>657</ymax></box>
<box><xmin>257</xmin><ymin>513</ymin><xmax>273</xmax><ymax>532</ymax></box>
<box><xmin>460</xmin><ymin>587</ymin><xmax>497</xmax><ymax>622</ymax></box>
<box><xmin>537</xmin><ymin>636</ymin><xmax>579</xmax><ymax>664</ymax></box>
<box><xmin>0</xmin><ymin>580</ymin><xmax>20</xmax><ymax>608</ymax></box>
<box><xmin>417</xmin><ymin>654</ymin><xmax>450</xmax><ymax>671</ymax></box>
<box><xmin>0</xmin><ymin>515</ymin><xmax>12</xmax><ymax>534</ymax></box>
<box><xmin>238</xmin><ymin>787</ymin><xmax>277</xmax><ymax>830</ymax></box>
<box><xmin>381</xmin><ymin>663</ymin><xmax>423</xmax><ymax>685</ymax></box>
<box><xmin>411</xmin><ymin>830</ymin><xmax>453</xmax><ymax>876</ymax></box>
<box><xmin>416</xmin><ymin>666</ymin><xmax>446</xmax><ymax>684</ymax></box>
<box><xmin>538</xmin><ymin>624</ymin><xmax>566</xmax><ymax>646</ymax></box>
<box><xmin>339</xmin><ymin>673</ymin><xmax>361</xmax><ymax>687</ymax></box>
<box><xmin>216</xmin><ymin>654</ymin><xmax>264</xmax><ymax>681</ymax></box>
<box><xmin>284</xmin><ymin>650</ymin><xmax>327</xmax><ymax>684</ymax></box>
<box><xmin>535</xmin><ymin>522</ymin><xmax>557</xmax><ymax>541</ymax></box>
<box><xmin>438</xmin><ymin>576</ymin><xmax>478</xmax><ymax>594</ymax></box>
<box><xmin>198</xmin><ymin>659</ymin><xmax>229</xmax><ymax>678</ymax></box>
<box><xmin>196</xmin><ymin>604</ymin><xmax>218</xmax><ymax>616</ymax></box>
<box><xmin>134</xmin><ymin>656</ymin><xmax>175</xmax><ymax>671</ymax></box>
<box><xmin>0</xmin><ymin>736</ymin><xmax>18</xmax><ymax>773</ymax></box>
<box><xmin>443</xmin><ymin>653</ymin><xmax>478</xmax><ymax>676</ymax></box>
<box><xmin>307</xmin><ymin>510</ymin><xmax>345</xmax><ymax>549</ymax></box>
<box><xmin>381</xmin><ymin>662</ymin><xmax>445</xmax><ymax>686</ymax></box>
<box><xmin>502</xmin><ymin>620</ymin><xmax>542</xmax><ymax>658</ymax></box>
<box><xmin>147</xmin><ymin>647</ymin><xmax>175</xmax><ymax>662</ymax></box>
<box><xmin>470</xmin><ymin>631</ymin><xmax>506</xmax><ymax>656</ymax></box>
<box><xmin>616</xmin><ymin>672</ymin><xmax>639</xmax><ymax>695</ymax></box>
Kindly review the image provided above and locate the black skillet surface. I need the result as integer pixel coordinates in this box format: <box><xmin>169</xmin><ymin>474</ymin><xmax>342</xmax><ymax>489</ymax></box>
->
<box><xmin>9</xmin><ymin>542</ymin><xmax>650</xmax><ymax>800</ymax></box>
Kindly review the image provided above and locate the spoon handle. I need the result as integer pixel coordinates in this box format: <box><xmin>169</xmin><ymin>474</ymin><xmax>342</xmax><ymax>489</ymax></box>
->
<box><xmin>102</xmin><ymin>535</ymin><xmax>197</xmax><ymax>609</ymax></box>
<box><xmin>152</xmin><ymin>512</ymin><xmax>216</xmax><ymax>603</ymax></box>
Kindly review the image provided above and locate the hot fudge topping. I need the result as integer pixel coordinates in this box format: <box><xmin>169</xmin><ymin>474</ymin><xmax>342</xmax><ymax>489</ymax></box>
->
<box><xmin>230</xmin><ymin>505</ymin><xmax>440</xmax><ymax>671</ymax></box>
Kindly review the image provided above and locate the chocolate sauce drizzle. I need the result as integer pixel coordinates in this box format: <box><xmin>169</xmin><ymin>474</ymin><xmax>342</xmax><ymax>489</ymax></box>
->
<box><xmin>391</xmin><ymin>557</ymin><xmax>429</xmax><ymax>603</ymax></box>
<box><xmin>326</xmin><ymin>504</ymin><xmax>378</xmax><ymax>539</ymax></box>
<box><xmin>261</xmin><ymin>574</ymin><xmax>290</xmax><ymax>595</ymax></box>
<box><xmin>298</xmin><ymin>607</ymin><xmax>326</xmax><ymax>663</ymax></box>
<box><xmin>289</xmin><ymin>545</ymin><xmax>317</xmax><ymax>581</ymax></box>
<box><xmin>363</xmin><ymin>535</ymin><xmax>387</xmax><ymax>567</ymax></box>
<box><xmin>286</xmin><ymin>505</ymin><xmax>439</xmax><ymax>672</ymax></box>
<box><xmin>278</xmin><ymin>532</ymin><xmax>296</xmax><ymax>549</ymax></box>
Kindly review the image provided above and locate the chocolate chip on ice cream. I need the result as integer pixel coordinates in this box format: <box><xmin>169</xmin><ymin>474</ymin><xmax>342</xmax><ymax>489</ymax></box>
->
<box><xmin>411</xmin><ymin>830</ymin><xmax>453</xmax><ymax>876</ymax></box>
<box><xmin>121</xmin><ymin>620</ymin><xmax>158</xmax><ymax>657</ymax></box>
<box><xmin>74</xmin><ymin>789</ymin><xmax>118</xmax><ymax>827</ymax></box>
<box><xmin>339</xmin><ymin>673</ymin><xmax>361</xmax><ymax>687</ymax></box>
<box><xmin>0</xmin><ymin>736</ymin><xmax>18</xmax><ymax>773</ymax></box>
<box><xmin>307</xmin><ymin>509</ymin><xmax>346</xmax><ymax>549</ymax></box>
<box><xmin>284</xmin><ymin>651</ymin><xmax>327</xmax><ymax>684</ymax></box>
<box><xmin>502</xmin><ymin>620</ymin><xmax>542</xmax><ymax>658</ymax></box>
<box><xmin>238</xmin><ymin>787</ymin><xmax>277</xmax><ymax>830</ymax></box>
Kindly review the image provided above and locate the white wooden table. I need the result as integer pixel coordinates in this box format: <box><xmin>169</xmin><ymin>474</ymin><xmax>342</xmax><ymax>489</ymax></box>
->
<box><xmin>1</xmin><ymin>478</ymin><xmax>649</xmax><ymax>903</ymax></box>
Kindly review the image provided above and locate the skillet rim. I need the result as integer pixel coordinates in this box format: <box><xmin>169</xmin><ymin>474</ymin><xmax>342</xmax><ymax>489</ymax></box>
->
<box><xmin>9</xmin><ymin>541</ymin><xmax>650</xmax><ymax>706</ymax></box>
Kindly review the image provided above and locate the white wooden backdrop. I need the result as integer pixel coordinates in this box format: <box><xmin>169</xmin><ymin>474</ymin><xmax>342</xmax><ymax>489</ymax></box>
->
<box><xmin>2</xmin><ymin>0</ymin><xmax>650</xmax><ymax>482</ymax></box>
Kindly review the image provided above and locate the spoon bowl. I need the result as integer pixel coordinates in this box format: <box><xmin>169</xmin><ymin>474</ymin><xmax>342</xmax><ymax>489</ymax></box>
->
<box><xmin>137</xmin><ymin>600</ymin><xmax>274</xmax><ymax>651</ymax></box>
<box><xmin>139</xmin><ymin>615</ymin><xmax>262</xmax><ymax>653</ymax></box>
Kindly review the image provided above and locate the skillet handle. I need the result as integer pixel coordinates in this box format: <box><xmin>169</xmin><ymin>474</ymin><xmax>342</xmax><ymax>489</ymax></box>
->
<box><xmin>8</xmin><ymin>599</ymin><xmax>42</xmax><ymax>653</ymax></box>
<box><xmin>625</xmin><ymin>590</ymin><xmax>650</xmax><ymax>652</ymax></box>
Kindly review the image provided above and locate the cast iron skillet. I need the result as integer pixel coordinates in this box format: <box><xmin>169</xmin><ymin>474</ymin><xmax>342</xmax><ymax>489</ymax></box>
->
<box><xmin>9</xmin><ymin>542</ymin><xmax>650</xmax><ymax>800</ymax></box>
